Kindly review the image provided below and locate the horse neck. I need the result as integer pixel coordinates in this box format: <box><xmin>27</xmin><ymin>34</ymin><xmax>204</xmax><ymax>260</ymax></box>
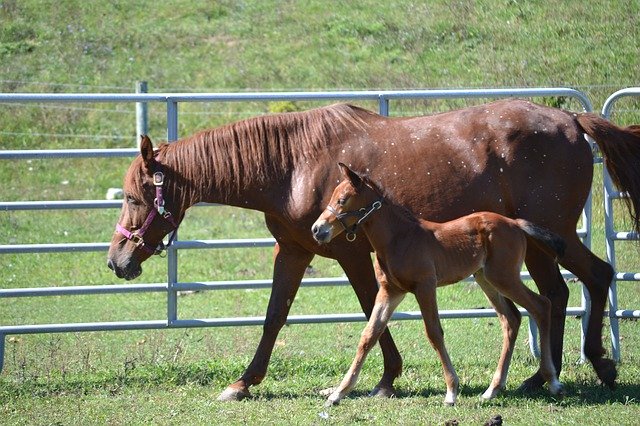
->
<box><xmin>359</xmin><ymin>198</ymin><xmax>426</xmax><ymax>254</ymax></box>
<box><xmin>162</xmin><ymin>123</ymin><xmax>295</xmax><ymax>212</ymax></box>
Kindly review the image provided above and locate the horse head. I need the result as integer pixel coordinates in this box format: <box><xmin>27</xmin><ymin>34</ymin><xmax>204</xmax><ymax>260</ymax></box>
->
<box><xmin>312</xmin><ymin>162</ymin><xmax>382</xmax><ymax>244</ymax></box>
<box><xmin>107</xmin><ymin>135</ymin><xmax>181</xmax><ymax>280</ymax></box>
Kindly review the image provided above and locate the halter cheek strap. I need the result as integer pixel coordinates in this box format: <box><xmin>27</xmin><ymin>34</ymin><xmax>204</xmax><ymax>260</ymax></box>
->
<box><xmin>115</xmin><ymin>169</ymin><xmax>179</xmax><ymax>256</ymax></box>
<box><xmin>326</xmin><ymin>200</ymin><xmax>382</xmax><ymax>242</ymax></box>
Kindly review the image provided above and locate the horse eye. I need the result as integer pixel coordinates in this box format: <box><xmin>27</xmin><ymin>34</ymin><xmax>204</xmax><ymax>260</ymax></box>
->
<box><xmin>126</xmin><ymin>195</ymin><xmax>141</xmax><ymax>206</ymax></box>
<box><xmin>337</xmin><ymin>198</ymin><xmax>347</xmax><ymax>206</ymax></box>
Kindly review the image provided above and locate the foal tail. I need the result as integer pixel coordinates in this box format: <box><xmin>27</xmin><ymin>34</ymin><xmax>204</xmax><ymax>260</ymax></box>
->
<box><xmin>577</xmin><ymin>113</ymin><xmax>640</xmax><ymax>235</ymax></box>
<box><xmin>515</xmin><ymin>219</ymin><xmax>567</xmax><ymax>261</ymax></box>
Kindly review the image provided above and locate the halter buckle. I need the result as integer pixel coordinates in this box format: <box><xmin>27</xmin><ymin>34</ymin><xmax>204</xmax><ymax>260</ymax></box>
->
<box><xmin>130</xmin><ymin>232</ymin><xmax>145</xmax><ymax>247</ymax></box>
<box><xmin>153</xmin><ymin>172</ymin><xmax>164</xmax><ymax>186</ymax></box>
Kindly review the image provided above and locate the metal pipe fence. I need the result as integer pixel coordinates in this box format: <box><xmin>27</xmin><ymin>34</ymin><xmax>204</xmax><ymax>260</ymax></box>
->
<box><xmin>601</xmin><ymin>87</ymin><xmax>640</xmax><ymax>362</ymax></box>
<box><xmin>0</xmin><ymin>88</ymin><xmax>596</xmax><ymax>372</ymax></box>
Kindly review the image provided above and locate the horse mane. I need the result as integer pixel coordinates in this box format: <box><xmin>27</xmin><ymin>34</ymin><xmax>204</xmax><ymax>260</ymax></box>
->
<box><xmin>155</xmin><ymin>103</ymin><xmax>373</xmax><ymax>204</ymax></box>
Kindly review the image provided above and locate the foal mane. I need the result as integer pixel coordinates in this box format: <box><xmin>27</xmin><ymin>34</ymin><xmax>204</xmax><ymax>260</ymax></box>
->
<box><xmin>156</xmin><ymin>103</ymin><xmax>372</xmax><ymax>204</ymax></box>
<box><xmin>360</xmin><ymin>174</ymin><xmax>422</xmax><ymax>226</ymax></box>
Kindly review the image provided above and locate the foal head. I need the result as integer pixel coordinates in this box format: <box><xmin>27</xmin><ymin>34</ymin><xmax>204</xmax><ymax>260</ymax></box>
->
<box><xmin>312</xmin><ymin>163</ymin><xmax>382</xmax><ymax>244</ymax></box>
<box><xmin>107</xmin><ymin>136</ymin><xmax>182</xmax><ymax>280</ymax></box>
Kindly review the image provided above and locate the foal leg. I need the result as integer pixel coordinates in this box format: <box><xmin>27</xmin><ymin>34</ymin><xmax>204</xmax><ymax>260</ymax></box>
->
<box><xmin>484</xmin><ymin>267</ymin><xmax>563</xmax><ymax>395</ymax></box>
<box><xmin>474</xmin><ymin>272</ymin><xmax>522</xmax><ymax>400</ymax></box>
<box><xmin>326</xmin><ymin>285</ymin><xmax>405</xmax><ymax>406</ymax></box>
<box><xmin>520</xmin><ymin>247</ymin><xmax>569</xmax><ymax>392</ymax></box>
<box><xmin>336</xmin><ymin>254</ymin><xmax>403</xmax><ymax>397</ymax></box>
<box><xmin>414</xmin><ymin>280</ymin><xmax>459</xmax><ymax>406</ymax></box>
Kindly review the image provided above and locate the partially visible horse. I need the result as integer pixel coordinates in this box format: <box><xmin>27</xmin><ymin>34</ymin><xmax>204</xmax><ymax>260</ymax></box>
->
<box><xmin>312</xmin><ymin>163</ymin><xmax>566</xmax><ymax>406</ymax></box>
<box><xmin>107</xmin><ymin>100</ymin><xmax>640</xmax><ymax>400</ymax></box>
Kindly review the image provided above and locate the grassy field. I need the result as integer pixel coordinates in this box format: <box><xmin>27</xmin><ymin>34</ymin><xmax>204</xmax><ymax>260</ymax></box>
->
<box><xmin>1</xmin><ymin>0</ymin><xmax>640</xmax><ymax>424</ymax></box>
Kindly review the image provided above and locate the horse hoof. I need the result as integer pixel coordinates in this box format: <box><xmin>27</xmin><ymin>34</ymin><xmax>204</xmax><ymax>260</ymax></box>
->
<box><xmin>517</xmin><ymin>373</ymin><xmax>545</xmax><ymax>393</ymax></box>
<box><xmin>594</xmin><ymin>358</ymin><xmax>617</xmax><ymax>390</ymax></box>
<box><xmin>549</xmin><ymin>381</ymin><xmax>565</xmax><ymax>397</ymax></box>
<box><xmin>369</xmin><ymin>385</ymin><xmax>396</xmax><ymax>398</ymax></box>
<box><xmin>217</xmin><ymin>385</ymin><xmax>251</xmax><ymax>401</ymax></box>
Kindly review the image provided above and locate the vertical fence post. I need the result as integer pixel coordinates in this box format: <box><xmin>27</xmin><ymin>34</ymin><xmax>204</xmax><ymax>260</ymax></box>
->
<box><xmin>136</xmin><ymin>81</ymin><xmax>149</xmax><ymax>149</ymax></box>
<box><xmin>166</xmin><ymin>99</ymin><xmax>179</xmax><ymax>325</ymax></box>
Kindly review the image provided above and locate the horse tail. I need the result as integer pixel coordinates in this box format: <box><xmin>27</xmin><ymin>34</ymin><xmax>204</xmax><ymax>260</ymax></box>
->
<box><xmin>515</xmin><ymin>219</ymin><xmax>567</xmax><ymax>261</ymax></box>
<box><xmin>577</xmin><ymin>113</ymin><xmax>640</xmax><ymax>234</ymax></box>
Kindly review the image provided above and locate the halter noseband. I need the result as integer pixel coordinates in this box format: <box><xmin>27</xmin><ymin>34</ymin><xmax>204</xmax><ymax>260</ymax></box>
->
<box><xmin>115</xmin><ymin>169</ymin><xmax>179</xmax><ymax>256</ymax></box>
<box><xmin>326</xmin><ymin>199</ymin><xmax>382</xmax><ymax>242</ymax></box>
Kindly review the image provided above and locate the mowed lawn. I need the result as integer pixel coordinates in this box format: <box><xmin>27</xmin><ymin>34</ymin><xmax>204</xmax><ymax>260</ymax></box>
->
<box><xmin>1</xmin><ymin>0</ymin><xmax>640</xmax><ymax>424</ymax></box>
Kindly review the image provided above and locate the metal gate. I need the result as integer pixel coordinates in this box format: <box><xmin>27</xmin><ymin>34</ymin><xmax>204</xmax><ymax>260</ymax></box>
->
<box><xmin>601</xmin><ymin>87</ymin><xmax>640</xmax><ymax>362</ymax></box>
<box><xmin>0</xmin><ymin>88</ymin><xmax>596</xmax><ymax>371</ymax></box>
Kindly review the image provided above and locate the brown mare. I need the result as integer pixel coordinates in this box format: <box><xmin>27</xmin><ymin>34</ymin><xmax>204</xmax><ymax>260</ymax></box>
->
<box><xmin>312</xmin><ymin>163</ymin><xmax>566</xmax><ymax>405</ymax></box>
<box><xmin>107</xmin><ymin>99</ymin><xmax>640</xmax><ymax>401</ymax></box>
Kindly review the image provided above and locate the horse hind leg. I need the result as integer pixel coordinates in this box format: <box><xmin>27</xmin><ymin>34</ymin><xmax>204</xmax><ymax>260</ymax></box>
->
<box><xmin>474</xmin><ymin>272</ymin><xmax>522</xmax><ymax>400</ymax></box>
<box><xmin>559</xmin><ymin>234</ymin><xmax>616</xmax><ymax>388</ymax></box>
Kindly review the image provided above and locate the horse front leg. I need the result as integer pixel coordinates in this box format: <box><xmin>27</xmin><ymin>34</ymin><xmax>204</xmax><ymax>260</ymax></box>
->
<box><xmin>336</xmin><ymin>252</ymin><xmax>404</xmax><ymax>398</ymax></box>
<box><xmin>218</xmin><ymin>242</ymin><xmax>314</xmax><ymax>401</ymax></box>
<box><xmin>325</xmin><ymin>285</ymin><xmax>405</xmax><ymax>406</ymax></box>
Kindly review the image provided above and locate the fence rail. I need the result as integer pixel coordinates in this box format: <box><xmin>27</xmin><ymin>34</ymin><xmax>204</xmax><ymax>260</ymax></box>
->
<box><xmin>0</xmin><ymin>87</ymin><xmax>598</xmax><ymax>372</ymax></box>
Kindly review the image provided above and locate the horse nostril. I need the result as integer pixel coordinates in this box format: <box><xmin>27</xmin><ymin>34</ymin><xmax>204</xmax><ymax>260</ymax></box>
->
<box><xmin>107</xmin><ymin>259</ymin><xmax>115</xmax><ymax>271</ymax></box>
<box><xmin>312</xmin><ymin>224</ymin><xmax>319</xmax><ymax>236</ymax></box>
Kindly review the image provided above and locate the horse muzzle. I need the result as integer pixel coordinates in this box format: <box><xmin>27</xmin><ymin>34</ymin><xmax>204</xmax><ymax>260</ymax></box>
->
<box><xmin>311</xmin><ymin>220</ymin><xmax>334</xmax><ymax>244</ymax></box>
<box><xmin>107</xmin><ymin>257</ymin><xmax>142</xmax><ymax>280</ymax></box>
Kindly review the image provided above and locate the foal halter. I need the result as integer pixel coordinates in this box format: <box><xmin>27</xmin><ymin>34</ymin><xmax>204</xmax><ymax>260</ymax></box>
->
<box><xmin>326</xmin><ymin>199</ymin><xmax>382</xmax><ymax>242</ymax></box>
<box><xmin>115</xmin><ymin>169</ymin><xmax>179</xmax><ymax>256</ymax></box>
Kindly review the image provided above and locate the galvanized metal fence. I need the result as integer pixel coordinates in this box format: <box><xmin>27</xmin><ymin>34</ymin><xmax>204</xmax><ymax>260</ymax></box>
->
<box><xmin>0</xmin><ymin>88</ymin><xmax>597</xmax><ymax>372</ymax></box>
<box><xmin>601</xmin><ymin>87</ymin><xmax>640</xmax><ymax>362</ymax></box>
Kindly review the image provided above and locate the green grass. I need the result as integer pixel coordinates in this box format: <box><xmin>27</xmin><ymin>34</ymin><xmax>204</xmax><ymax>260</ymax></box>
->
<box><xmin>1</xmin><ymin>0</ymin><xmax>640</xmax><ymax>424</ymax></box>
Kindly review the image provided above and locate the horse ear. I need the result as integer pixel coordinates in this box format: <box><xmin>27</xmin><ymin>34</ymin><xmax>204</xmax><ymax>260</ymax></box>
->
<box><xmin>139</xmin><ymin>135</ymin><xmax>155</xmax><ymax>170</ymax></box>
<box><xmin>338</xmin><ymin>162</ymin><xmax>363</xmax><ymax>188</ymax></box>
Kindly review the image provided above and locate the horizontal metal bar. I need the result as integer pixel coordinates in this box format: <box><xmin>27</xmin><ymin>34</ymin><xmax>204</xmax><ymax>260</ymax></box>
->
<box><xmin>0</xmin><ymin>87</ymin><xmax>593</xmax><ymax>110</ymax></box>
<box><xmin>0</xmin><ymin>320</ymin><xmax>168</xmax><ymax>334</ymax></box>
<box><xmin>614</xmin><ymin>309</ymin><xmax>640</xmax><ymax>318</ymax></box>
<box><xmin>613</xmin><ymin>232</ymin><xmax>640</xmax><ymax>241</ymax></box>
<box><xmin>615</xmin><ymin>272</ymin><xmax>640</xmax><ymax>281</ymax></box>
<box><xmin>0</xmin><ymin>283</ymin><xmax>168</xmax><ymax>298</ymax></box>
<box><xmin>0</xmin><ymin>238</ymin><xmax>277</xmax><ymax>254</ymax></box>
<box><xmin>171</xmin><ymin>238</ymin><xmax>276</xmax><ymax>249</ymax></box>
<box><xmin>0</xmin><ymin>200</ymin><xmax>123</xmax><ymax>211</ymax></box>
<box><xmin>1</xmin><ymin>269</ymin><xmax>581</xmax><ymax>299</ymax></box>
<box><xmin>0</xmin><ymin>148</ymin><xmax>138</xmax><ymax>160</ymax></box>
<box><xmin>0</xmin><ymin>242</ymin><xmax>110</xmax><ymax>254</ymax></box>
<box><xmin>0</xmin><ymin>306</ymin><xmax>589</xmax><ymax>335</ymax></box>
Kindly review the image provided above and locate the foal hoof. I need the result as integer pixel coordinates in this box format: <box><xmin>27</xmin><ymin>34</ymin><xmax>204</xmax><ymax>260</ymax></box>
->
<box><xmin>594</xmin><ymin>358</ymin><xmax>617</xmax><ymax>390</ymax></box>
<box><xmin>217</xmin><ymin>385</ymin><xmax>252</xmax><ymax>401</ymax></box>
<box><xmin>369</xmin><ymin>384</ymin><xmax>396</xmax><ymax>398</ymax></box>
<box><xmin>319</xmin><ymin>387</ymin><xmax>337</xmax><ymax>397</ymax></box>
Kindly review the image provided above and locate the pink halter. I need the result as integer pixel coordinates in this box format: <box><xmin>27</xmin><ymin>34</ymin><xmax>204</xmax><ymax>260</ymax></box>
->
<box><xmin>115</xmin><ymin>170</ymin><xmax>179</xmax><ymax>256</ymax></box>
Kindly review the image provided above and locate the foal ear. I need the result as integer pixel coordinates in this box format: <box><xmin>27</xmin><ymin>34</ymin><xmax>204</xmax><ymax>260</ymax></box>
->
<box><xmin>338</xmin><ymin>162</ymin><xmax>363</xmax><ymax>188</ymax></box>
<box><xmin>139</xmin><ymin>135</ymin><xmax>155</xmax><ymax>170</ymax></box>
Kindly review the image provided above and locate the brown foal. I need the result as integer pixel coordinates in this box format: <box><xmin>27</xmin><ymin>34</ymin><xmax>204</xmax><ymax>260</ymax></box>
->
<box><xmin>312</xmin><ymin>163</ymin><xmax>565</xmax><ymax>406</ymax></box>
